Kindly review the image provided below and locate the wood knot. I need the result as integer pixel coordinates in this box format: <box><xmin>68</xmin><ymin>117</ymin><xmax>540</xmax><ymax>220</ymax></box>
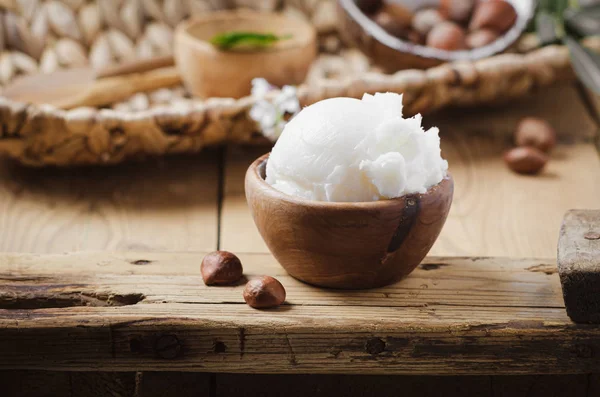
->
<box><xmin>365</xmin><ymin>338</ymin><xmax>386</xmax><ymax>355</ymax></box>
<box><xmin>213</xmin><ymin>341</ymin><xmax>227</xmax><ymax>353</ymax></box>
<box><xmin>420</xmin><ymin>263</ymin><xmax>447</xmax><ymax>271</ymax></box>
<box><xmin>154</xmin><ymin>334</ymin><xmax>182</xmax><ymax>359</ymax></box>
<box><xmin>130</xmin><ymin>259</ymin><xmax>152</xmax><ymax>265</ymax></box>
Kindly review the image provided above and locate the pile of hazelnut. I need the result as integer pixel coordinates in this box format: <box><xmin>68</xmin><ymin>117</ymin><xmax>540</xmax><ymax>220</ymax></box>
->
<box><xmin>504</xmin><ymin>117</ymin><xmax>556</xmax><ymax>175</ymax></box>
<box><xmin>359</xmin><ymin>0</ymin><xmax>518</xmax><ymax>51</ymax></box>
<box><xmin>201</xmin><ymin>250</ymin><xmax>286</xmax><ymax>309</ymax></box>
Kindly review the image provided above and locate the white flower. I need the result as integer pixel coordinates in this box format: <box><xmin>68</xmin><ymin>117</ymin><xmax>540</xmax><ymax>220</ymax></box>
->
<box><xmin>275</xmin><ymin>85</ymin><xmax>301</xmax><ymax>115</ymax></box>
<box><xmin>249</xmin><ymin>78</ymin><xmax>300</xmax><ymax>141</ymax></box>
<box><xmin>251</xmin><ymin>78</ymin><xmax>274</xmax><ymax>98</ymax></box>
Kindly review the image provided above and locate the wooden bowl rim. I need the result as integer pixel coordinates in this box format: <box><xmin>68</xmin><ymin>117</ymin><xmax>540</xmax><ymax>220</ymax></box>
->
<box><xmin>175</xmin><ymin>9</ymin><xmax>317</xmax><ymax>55</ymax></box>
<box><xmin>338</xmin><ymin>0</ymin><xmax>535</xmax><ymax>62</ymax></box>
<box><xmin>247</xmin><ymin>153</ymin><xmax>453</xmax><ymax>209</ymax></box>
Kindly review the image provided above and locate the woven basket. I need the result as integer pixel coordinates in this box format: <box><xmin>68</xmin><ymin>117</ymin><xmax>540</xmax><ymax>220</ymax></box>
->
<box><xmin>0</xmin><ymin>0</ymin><xmax>595</xmax><ymax>166</ymax></box>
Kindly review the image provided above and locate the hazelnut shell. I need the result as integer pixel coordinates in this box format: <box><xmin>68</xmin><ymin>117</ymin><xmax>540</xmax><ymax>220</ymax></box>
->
<box><xmin>381</xmin><ymin>2</ymin><xmax>414</xmax><ymax>27</ymax></box>
<box><xmin>201</xmin><ymin>251</ymin><xmax>243</xmax><ymax>285</ymax></box>
<box><xmin>503</xmin><ymin>146</ymin><xmax>548</xmax><ymax>175</ymax></box>
<box><xmin>469</xmin><ymin>0</ymin><xmax>517</xmax><ymax>33</ymax></box>
<box><xmin>412</xmin><ymin>8</ymin><xmax>446</xmax><ymax>36</ymax></box>
<box><xmin>243</xmin><ymin>276</ymin><xmax>286</xmax><ymax>309</ymax></box>
<box><xmin>356</xmin><ymin>0</ymin><xmax>383</xmax><ymax>15</ymax></box>
<box><xmin>514</xmin><ymin>117</ymin><xmax>556</xmax><ymax>153</ymax></box>
<box><xmin>466</xmin><ymin>29</ymin><xmax>499</xmax><ymax>48</ymax></box>
<box><xmin>426</xmin><ymin>22</ymin><xmax>467</xmax><ymax>51</ymax></box>
<box><xmin>440</xmin><ymin>0</ymin><xmax>475</xmax><ymax>22</ymax></box>
<box><xmin>372</xmin><ymin>10</ymin><xmax>410</xmax><ymax>38</ymax></box>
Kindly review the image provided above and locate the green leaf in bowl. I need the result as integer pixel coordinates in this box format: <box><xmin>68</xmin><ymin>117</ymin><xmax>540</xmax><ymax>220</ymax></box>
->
<box><xmin>210</xmin><ymin>32</ymin><xmax>292</xmax><ymax>50</ymax></box>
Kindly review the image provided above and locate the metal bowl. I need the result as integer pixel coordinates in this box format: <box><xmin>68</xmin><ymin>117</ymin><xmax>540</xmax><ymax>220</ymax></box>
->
<box><xmin>337</xmin><ymin>0</ymin><xmax>535</xmax><ymax>71</ymax></box>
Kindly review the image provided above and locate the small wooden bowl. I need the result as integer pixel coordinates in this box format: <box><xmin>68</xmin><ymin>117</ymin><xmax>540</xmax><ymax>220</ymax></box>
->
<box><xmin>337</xmin><ymin>0</ymin><xmax>535</xmax><ymax>72</ymax></box>
<box><xmin>245</xmin><ymin>154</ymin><xmax>454</xmax><ymax>289</ymax></box>
<box><xmin>174</xmin><ymin>10</ymin><xmax>317</xmax><ymax>99</ymax></box>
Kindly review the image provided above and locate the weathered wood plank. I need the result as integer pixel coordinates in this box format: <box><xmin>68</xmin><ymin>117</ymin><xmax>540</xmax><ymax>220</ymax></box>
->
<box><xmin>558</xmin><ymin>210</ymin><xmax>600</xmax><ymax>323</ymax></box>
<box><xmin>0</xmin><ymin>252</ymin><xmax>563</xmax><ymax>309</ymax></box>
<box><xmin>3</xmin><ymin>304</ymin><xmax>600</xmax><ymax>374</ymax></box>
<box><xmin>432</xmin><ymin>83</ymin><xmax>598</xmax><ymax>141</ymax></box>
<box><xmin>0</xmin><ymin>370</ymin><xmax>71</xmax><ymax>397</ymax></box>
<box><xmin>215</xmin><ymin>374</ymin><xmax>492</xmax><ymax>397</ymax></box>
<box><xmin>220</xmin><ymin>146</ymin><xmax>269</xmax><ymax>253</ymax></box>
<box><xmin>215</xmin><ymin>374</ymin><xmax>593</xmax><ymax>397</ymax></box>
<box><xmin>0</xmin><ymin>152</ymin><xmax>220</xmax><ymax>253</ymax></box>
<box><xmin>138</xmin><ymin>372</ymin><xmax>211</xmax><ymax>397</ymax></box>
<box><xmin>433</xmin><ymin>139</ymin><xmax>600</xmax><ymax>257</ymax></box>
<box><xmin>490</xmin><ymin>374</ymin><xmax>589</xmax><ymax>397</ymax></box>
<box><xmin>0</xmin><ymin>252</ymin><xmax>599</xmax><ymax>375</ymax></box>
<box><xmin>70</xmin><ymin>372</ymin><xmax>137</xmax><ymax>397</ymax></box>
<box><xmin>0</xmin><ymin>371</ymin><xmax>593</xmax><ymax>397</ymax></box>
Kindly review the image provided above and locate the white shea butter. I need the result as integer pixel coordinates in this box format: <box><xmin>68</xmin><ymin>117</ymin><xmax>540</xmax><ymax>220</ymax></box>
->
<box><xmin>265</xmin><ymin>93</ymin><xmax>448</xmax><ymax>202</ymax></box>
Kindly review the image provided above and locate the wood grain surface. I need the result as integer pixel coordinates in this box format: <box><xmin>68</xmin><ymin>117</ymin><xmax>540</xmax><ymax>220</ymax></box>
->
<box><xmin>0</xmin><ymin>251</ymin><xmax>598</xmax><ymax>375</ymax></box>
<box><xmin>1</xmin><ymin>83</ymin><xmax>600</xmax><ymax>393</ymax></box>
<box><xmin>0</xmin><ymin>151</ymin><xmax>220</xmax><ymax>253</ymax></box>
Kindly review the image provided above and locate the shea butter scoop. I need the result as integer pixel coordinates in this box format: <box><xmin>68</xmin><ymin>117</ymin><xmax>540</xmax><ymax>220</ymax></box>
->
<box><xmin>266</xmin><ymin>92</ymin><xmax>448</xmax><ymax>202</ymax></box>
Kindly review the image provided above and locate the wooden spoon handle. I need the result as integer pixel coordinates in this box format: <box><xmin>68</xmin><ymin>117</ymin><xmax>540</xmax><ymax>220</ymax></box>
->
<box><xmin>95</xmin><ymin>55</ymin><xmax>175</xmax><ymax>79</ymax></box>
<box><xmin>54</xmin><ymin>66</ymin><xmax>181</xmax><ymax>110</ymax></box>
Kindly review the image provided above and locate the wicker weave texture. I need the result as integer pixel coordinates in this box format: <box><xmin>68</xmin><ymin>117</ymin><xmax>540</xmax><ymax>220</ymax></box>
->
<box><xmin>0</xmin><ymin>0</ymin><xmax>592</xmax><ymax>166</ymax></box>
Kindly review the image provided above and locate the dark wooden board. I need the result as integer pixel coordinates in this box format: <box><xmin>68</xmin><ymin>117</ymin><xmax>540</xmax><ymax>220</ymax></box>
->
<box><xmin>1</xmin><ymin>371</ymin><xmax>598</xmax><ymax>397</ymax></box>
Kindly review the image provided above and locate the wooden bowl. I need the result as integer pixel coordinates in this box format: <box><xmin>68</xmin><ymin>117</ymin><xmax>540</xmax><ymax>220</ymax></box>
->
<box><xmin>337</xmin><ymin>0</ymin><xmax>535</xmax><ymax>72</ymax></box>
<box><xmin>174</xmin><ymin>10</ymin><xmax>317</xmax><ymax>99</ymax></box>
<box><xmin>245</xmin><ymin>154</ymin><xmax>454</xmax><ymax>289</ymax></box>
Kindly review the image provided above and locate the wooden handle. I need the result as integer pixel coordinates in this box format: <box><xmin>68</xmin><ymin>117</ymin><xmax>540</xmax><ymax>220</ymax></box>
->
<box><xmin>55</xmin><ymin>66</ymin><xmax>181</xmax><ymax>110</ymax></box>
<box><xmin>95</xmin><ymin>56</ymin><xmax>175</xmax><ymax>79</ymax></box>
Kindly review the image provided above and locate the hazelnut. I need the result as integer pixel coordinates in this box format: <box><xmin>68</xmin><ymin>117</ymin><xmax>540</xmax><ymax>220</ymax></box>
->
<box><xmin>412</xmin><ymin>8</ymin><xmax>446</xmax><ymax>36</ymax></box>
<box><xmin>201</xmin><ymin>251</ymin><xmax>243</xmax><ymax>285</ymax></box>
<box><xmin>466</xmin><ymin>29</ymin><xmax>499</xmax><ymax>48</ymax></box>
<box><xmin>356</xmin><ymin>0</ymin><xmax>383</xmax><ymax>14</ymax></box>
<box><xmin>372</xmin><ymin>10</ymin><xmax>410</xmax><ymax>38</ymax></box>
<box><xmin>243</xmin><ymin>276</ymin><xmax>286</xmax><ymax>309</ymax></box>
<box><xmin>426</xmin><ymin>22</ymin><xmax>467</xmax><ymax>51</ymax></box>
<box><xmin>381</xmin><ymin>2</ymin><xmax>414</xmax><ymax>27</ymax></box>
<box><xmin>503</xmin><ymin>147</ymin><xmax>548</xmax><ymax>175</ymax></box>
<box><xmin>440</xmin><ymin>0</ymin><xmax>475</xmax><ymax>22</ymax></box>
<box><xmin>407</xmin><ymin>30</ymin><xmax>425</xmax><ymax>45</ymax></box>
<box><xmin>469</xmin><ymin>0</ymin><xmax>517</xmax><ymax>34</ymax></box>
<box><xmin>515</xmin><ymin>117</ymin><xmax>556</xmax><ymax>153</ymax></box>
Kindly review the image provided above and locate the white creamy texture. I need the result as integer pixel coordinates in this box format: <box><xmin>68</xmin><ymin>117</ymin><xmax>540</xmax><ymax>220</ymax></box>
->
<box><xmin>265</xmin><ymin>93</ymin><xmax>448</xmax><ymax>202</ymax></box>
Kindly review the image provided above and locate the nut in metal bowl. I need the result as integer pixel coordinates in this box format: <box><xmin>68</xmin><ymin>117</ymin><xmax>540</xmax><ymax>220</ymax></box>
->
<box><xmin>337</xmin><ymin>0</ymin><xmax>535</xmax><ymax>71</ymax></box>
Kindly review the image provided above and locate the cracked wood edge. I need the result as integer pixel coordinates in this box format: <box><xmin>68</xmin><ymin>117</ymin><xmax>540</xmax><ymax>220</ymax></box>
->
<box><xmin>558</xmin><ymin>210</ymin><xmax>600</xmax><ymax>323</ymax></box>
<box><xmin>0</xmin><ymin>252</ymin><xmax>599</xmax><ymax>374</ymax></box>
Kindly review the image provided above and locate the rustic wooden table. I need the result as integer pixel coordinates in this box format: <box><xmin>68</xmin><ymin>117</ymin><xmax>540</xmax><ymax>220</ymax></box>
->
<box><xmin>2</xmin><ymin>83</ymin><xmax>600</xmax><ymax>396</ymax></box>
